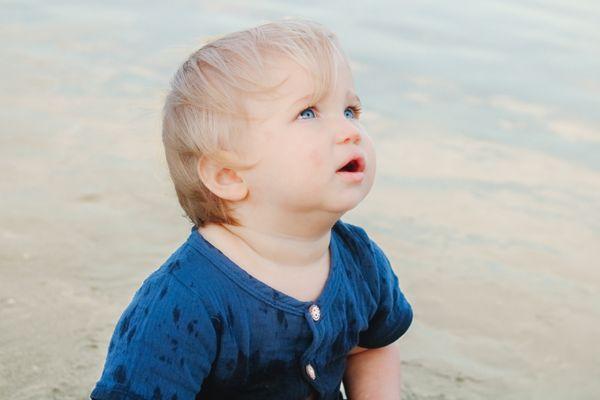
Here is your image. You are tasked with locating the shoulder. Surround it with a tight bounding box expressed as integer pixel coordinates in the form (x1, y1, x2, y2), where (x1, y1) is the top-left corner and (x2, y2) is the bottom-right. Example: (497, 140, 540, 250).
(107, 246, 225, 360)
(332, 219, 384, 267)
(132, 237, 227, 322)
(333, 219, 398, 295)
(333, 222, 413, 348)
(332, 219, 371, 254)
(333, 218, 369, 240)
(92, 244, 222, 399)
(126, 260, 217, 332)
(333, 220, 381, 288)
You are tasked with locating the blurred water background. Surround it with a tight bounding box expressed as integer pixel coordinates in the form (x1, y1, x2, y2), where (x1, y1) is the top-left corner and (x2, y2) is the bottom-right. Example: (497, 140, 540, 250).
(1, 1, 599, 399)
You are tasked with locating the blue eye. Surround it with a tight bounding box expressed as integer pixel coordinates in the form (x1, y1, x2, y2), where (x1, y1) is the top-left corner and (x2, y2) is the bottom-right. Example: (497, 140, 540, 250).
(298, 107, 317, 119)
(297, 105, 362, 120)
(345, 105, 362, 119)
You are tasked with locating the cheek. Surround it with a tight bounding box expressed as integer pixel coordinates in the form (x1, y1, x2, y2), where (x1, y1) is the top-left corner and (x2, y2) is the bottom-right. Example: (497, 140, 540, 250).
(307, 148, 324, 168)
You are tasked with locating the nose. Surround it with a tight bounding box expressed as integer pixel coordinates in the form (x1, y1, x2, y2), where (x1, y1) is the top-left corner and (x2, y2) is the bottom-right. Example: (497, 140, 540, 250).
(335, 119, 361, 145)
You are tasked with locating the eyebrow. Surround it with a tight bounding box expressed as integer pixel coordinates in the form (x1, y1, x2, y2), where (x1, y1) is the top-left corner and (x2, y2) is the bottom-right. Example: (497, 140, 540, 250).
(288, 90, 361, 110)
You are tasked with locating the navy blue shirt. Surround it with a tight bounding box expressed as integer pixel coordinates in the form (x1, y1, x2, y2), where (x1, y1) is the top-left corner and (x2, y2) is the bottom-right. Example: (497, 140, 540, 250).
(90, 219, 413, 400)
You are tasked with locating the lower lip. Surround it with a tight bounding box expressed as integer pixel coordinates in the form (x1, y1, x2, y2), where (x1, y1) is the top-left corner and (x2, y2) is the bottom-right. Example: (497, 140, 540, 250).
(336, 171, 365, 182)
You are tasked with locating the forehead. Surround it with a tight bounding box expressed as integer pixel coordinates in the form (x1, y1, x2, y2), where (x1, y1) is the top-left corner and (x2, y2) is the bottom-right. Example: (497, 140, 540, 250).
(242, 55, 354, 122)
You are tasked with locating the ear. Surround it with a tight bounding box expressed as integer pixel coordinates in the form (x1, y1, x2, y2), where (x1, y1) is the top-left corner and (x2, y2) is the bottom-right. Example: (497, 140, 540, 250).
(196, 155, 248, 202)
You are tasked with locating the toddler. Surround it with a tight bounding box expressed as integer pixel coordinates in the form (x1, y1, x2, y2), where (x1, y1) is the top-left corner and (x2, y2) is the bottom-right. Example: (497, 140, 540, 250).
(91, 18, 413, 400)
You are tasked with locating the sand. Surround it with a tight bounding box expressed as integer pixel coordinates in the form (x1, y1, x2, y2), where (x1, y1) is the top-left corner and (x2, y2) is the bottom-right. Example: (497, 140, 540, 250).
(2, 1, 600, 399)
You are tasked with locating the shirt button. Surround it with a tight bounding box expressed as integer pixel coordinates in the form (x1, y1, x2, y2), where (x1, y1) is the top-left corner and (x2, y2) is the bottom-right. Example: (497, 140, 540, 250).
(308, 304, 321, 321)
(305, 363, 317, 380)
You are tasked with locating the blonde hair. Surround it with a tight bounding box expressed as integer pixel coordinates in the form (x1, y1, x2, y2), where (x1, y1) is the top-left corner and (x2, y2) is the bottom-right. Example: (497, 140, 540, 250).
(162, 18, 350, 227)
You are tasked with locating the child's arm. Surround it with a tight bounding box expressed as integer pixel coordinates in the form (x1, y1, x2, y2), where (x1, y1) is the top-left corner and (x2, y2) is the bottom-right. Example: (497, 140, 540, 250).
(90, 273, 217, 400)
(343, 344, 402, 400)
(341, 229, 413, 399)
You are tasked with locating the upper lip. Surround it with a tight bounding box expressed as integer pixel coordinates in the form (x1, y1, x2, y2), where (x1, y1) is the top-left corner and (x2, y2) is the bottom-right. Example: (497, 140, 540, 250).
(336, 151, 366, 173)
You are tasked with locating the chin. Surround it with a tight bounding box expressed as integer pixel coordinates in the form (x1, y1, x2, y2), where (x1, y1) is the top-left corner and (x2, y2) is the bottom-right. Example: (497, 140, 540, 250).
(329, 190, 370, 213)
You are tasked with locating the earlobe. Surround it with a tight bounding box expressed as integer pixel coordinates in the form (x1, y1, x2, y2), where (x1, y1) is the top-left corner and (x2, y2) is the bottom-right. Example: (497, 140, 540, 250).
(196, 155, 248, 202)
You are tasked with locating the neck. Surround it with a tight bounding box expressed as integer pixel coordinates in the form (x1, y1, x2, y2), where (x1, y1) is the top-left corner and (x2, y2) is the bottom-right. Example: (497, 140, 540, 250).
(212, 207, 343, 269)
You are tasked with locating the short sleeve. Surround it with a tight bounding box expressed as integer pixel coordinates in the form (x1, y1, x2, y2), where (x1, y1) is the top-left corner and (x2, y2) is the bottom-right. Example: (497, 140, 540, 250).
(358, 239, 413, 348)
(90, 271, 219, 400)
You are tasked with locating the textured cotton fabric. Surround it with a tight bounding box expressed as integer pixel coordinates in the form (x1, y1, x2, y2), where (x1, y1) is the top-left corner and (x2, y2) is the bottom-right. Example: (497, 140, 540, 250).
(90, 219, 413, 400)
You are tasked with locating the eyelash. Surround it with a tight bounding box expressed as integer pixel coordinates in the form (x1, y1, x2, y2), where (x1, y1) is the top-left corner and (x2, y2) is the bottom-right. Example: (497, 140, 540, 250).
(298, 104, 362, 120)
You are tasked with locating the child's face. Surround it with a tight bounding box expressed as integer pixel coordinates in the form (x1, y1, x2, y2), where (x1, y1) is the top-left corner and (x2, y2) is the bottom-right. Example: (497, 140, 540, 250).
(238, 56, 376, 217)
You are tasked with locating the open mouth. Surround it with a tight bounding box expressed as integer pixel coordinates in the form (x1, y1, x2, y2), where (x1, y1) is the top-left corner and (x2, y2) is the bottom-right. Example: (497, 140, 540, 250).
(337, 157, 365, 173)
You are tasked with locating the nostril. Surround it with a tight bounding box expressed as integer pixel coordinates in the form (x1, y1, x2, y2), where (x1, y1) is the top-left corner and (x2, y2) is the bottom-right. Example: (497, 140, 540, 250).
(338, 126, 361, 145)
(344, 134, 360, 145)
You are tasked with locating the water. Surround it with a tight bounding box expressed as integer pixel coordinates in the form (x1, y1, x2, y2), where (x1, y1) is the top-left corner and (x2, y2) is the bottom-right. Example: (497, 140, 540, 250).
(1, 1, 599, 399)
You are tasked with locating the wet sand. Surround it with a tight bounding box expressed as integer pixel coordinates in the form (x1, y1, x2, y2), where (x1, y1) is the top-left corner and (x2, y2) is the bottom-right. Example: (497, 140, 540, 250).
(1, 1, 600, 399)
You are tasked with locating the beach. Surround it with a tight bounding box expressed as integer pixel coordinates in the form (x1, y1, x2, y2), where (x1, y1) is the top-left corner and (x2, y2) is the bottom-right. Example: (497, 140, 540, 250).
(1, 1, 600, 399)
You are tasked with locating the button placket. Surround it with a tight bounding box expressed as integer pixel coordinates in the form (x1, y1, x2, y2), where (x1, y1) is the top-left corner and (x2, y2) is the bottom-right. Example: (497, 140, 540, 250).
(301, 303, 323, 386)
(305, 363, 317, 380)
(308, 304, 321, 322)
